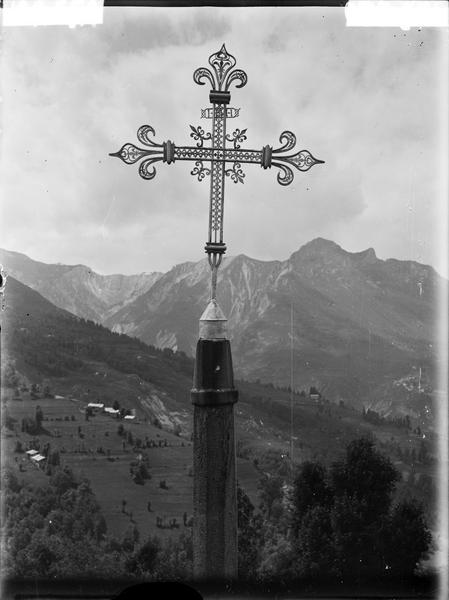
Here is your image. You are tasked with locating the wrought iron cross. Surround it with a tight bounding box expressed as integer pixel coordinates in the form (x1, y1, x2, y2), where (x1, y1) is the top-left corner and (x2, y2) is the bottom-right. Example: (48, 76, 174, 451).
(110, 45, 324, 300)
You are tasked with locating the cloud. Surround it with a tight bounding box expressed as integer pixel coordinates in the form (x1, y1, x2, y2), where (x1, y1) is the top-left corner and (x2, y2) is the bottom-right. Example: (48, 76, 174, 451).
(1, 7, 446, 277)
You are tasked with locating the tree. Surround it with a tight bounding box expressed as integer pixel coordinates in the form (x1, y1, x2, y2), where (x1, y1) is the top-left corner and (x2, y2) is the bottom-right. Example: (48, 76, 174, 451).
(35, 405, 44, 429)
(50, 467, 77, 496)
(237, 484, 263, 580)
(153, 533, 193, 580)
(3, 468, 124, 579)
(121, 525, 140, 553)
(258, 474, 284, 520)
(43, 385, 53, 398)
(49, 450, 60, 467)
(94, 514, 107, 542)
(386, 499, 431, 577)
(133, 470, 145, 485)
(292, 461, 332, 531)
(138, 463, 150, 480)
(418, 440, 429, 464)
(292, 504, 336, 578)
(126, 536, 160, 576)
(286, 438, 430, 582)
(330, 438, 399, 522)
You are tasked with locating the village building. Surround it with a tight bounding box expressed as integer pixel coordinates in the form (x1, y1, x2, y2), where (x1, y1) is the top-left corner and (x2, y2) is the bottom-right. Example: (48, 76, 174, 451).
(87, 402, 104, 413)
(30, 454, 46, 468)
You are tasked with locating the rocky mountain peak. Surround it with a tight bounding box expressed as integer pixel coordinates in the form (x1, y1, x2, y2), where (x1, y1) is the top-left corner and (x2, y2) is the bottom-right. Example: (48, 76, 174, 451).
(289, 238, 379, 270)
(351, 247, 377, 263)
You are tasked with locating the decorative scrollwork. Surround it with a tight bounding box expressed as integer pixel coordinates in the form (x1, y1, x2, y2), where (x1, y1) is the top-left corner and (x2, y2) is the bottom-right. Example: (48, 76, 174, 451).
(268, 131, 324, 184)
(224, 69, 247, 91)
(193, 67, 215, 89)
(137, 125, 160, 147)
(138, 159, 157, 180)
(272, 131, 296, 154)
(191, 160, 211, 182)
(110, 125, 167, 180)
(226, 128, 247, 149)
(193, 44, 247, 93)
(209, 44, 236, 86)
(225, 162, 245, 184)
(289, 149, 322, 171)
(189, 125, 212, 148)
(210, 162, 224, 232)
(272, 163, 294, 186)
(112, 143, 150, 165)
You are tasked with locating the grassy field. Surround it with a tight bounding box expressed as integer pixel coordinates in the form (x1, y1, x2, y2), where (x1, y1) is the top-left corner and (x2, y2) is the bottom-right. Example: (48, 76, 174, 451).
(2, 368, 438, 546)
(3, 392, 261, 541)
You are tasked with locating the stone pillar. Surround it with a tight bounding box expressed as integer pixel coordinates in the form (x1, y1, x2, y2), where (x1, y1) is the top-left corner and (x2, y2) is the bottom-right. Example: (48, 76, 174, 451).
(191, 300, 238, 580)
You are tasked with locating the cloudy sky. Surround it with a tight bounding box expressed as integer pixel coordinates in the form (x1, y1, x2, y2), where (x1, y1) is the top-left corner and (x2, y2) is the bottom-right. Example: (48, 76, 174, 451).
(1, 6, 447, 276)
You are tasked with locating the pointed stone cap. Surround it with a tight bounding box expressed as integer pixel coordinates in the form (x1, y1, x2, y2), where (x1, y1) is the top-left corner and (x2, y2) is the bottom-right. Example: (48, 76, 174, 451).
(199, 299, 227, 340)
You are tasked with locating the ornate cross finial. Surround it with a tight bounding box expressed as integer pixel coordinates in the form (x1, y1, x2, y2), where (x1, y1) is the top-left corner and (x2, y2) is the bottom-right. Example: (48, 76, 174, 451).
(110, 45, 324, 302)
(193, 44, 248, 98)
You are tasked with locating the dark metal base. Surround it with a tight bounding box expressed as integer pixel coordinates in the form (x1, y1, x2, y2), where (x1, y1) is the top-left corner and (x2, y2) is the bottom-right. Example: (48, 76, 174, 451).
(191, 339, 238, 407)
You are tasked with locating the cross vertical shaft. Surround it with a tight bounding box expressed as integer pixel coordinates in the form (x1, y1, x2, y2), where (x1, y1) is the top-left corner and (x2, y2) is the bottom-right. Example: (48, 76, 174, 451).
(109, 43, 323, 583)
(207, 104, 227, 300)
(192, 65, 238, 579)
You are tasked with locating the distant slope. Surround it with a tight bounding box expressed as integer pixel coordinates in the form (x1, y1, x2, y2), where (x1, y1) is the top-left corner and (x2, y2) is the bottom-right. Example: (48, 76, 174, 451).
(106, 239, 441, 412)
(0, 248, 161, 323)
(2, 276, 193, 411)
(3, 277, 438, 530)
(2, 239, 442, 415)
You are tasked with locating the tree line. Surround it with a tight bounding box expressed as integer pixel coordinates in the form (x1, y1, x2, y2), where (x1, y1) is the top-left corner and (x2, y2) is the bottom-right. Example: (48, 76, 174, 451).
(237, 437, 431, 585)
(2, 438, 432, 586)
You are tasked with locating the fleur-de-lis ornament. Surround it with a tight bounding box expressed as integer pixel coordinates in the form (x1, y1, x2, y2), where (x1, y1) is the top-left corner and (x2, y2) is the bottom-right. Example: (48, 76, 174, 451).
(110, 45, 324, 299)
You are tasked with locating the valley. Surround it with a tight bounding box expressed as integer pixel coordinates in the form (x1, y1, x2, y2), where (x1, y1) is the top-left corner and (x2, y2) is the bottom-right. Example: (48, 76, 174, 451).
(1, 241, 442, 546)
(1, 239, 441, 417)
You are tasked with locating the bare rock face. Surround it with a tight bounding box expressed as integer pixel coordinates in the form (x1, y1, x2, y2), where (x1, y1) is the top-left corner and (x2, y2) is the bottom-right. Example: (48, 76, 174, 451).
(0, 248, 162, 323)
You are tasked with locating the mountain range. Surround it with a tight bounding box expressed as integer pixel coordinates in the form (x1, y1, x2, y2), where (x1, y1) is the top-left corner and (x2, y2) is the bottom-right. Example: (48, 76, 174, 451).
(0, 248, 161, 323)
(0, 240, 442, 414)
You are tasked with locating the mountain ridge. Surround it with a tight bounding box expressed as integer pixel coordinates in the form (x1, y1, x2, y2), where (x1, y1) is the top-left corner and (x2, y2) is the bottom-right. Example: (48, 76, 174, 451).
(1, 240, 441, 414)
(0, 248, 162, 323)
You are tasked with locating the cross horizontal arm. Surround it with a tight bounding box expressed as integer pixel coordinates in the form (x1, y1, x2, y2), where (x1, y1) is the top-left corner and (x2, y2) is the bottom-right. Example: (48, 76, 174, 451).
(110, 126, 323, 186)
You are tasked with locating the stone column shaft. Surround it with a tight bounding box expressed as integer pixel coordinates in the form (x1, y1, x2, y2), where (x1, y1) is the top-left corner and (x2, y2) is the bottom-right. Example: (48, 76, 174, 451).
(191, 301, 238, 580)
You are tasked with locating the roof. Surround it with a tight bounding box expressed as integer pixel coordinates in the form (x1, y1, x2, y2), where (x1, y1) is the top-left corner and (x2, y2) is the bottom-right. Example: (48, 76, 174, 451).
(31, 454, 46, 462)
(26, 449, 38, 455)
(104, 407, 120, 414)
(87, 403, 104, 409)
(124, 415, 136, 420)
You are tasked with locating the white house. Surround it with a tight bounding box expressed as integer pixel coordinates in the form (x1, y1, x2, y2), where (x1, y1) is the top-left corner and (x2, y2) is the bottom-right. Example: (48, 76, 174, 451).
(87, 402, 104, 413)
(30, 454, 46, 468)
